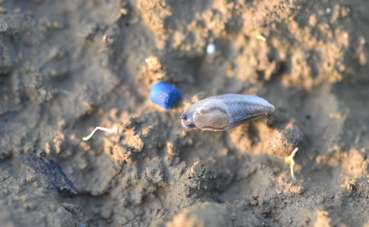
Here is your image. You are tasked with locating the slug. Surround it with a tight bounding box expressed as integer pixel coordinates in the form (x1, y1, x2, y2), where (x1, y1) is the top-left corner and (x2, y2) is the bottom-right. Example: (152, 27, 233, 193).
(181, 94, 275, 131)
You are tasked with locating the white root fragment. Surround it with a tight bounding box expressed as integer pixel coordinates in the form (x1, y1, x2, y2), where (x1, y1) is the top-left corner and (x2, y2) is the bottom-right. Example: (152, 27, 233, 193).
(285, 147, 299, 180)
(82, 125, 118, 141)
(256, 34, 266, 42)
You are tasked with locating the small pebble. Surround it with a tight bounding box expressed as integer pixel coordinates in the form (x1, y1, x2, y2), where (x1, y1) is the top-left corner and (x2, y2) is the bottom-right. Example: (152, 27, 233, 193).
(149, 81, 182, 109)
(206, 43, 216, 55)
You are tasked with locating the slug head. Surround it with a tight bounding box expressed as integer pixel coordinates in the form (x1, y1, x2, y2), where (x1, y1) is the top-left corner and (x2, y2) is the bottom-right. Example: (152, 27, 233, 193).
(180, 112, 196, 129)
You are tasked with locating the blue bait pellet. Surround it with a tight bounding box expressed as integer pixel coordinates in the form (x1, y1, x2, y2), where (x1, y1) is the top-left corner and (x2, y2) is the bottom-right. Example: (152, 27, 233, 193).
(149, 82, 182, 109)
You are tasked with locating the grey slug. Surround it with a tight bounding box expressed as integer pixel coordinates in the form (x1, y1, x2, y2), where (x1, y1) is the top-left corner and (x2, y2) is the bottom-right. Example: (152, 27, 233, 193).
(180, 94, 275, 131)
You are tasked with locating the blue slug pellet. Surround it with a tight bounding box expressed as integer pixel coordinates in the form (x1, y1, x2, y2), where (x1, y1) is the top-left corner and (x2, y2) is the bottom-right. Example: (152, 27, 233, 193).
(149, 82, 182, 109)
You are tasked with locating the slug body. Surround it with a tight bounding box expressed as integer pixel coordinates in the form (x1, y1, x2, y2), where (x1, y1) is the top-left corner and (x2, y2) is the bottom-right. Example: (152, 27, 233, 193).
(149, 82, 182, 109)
(181, 94, 275, 131)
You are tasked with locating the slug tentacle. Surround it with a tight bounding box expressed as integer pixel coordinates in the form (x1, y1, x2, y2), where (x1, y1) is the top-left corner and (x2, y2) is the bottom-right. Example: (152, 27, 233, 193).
(181, 94, 275, 131)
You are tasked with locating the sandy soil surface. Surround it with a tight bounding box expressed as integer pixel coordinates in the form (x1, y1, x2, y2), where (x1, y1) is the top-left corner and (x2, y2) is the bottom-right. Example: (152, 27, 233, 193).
(0, 0, 369, 226)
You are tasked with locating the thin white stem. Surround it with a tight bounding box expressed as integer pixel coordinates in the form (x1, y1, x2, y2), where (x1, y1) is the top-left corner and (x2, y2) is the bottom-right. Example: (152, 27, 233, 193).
(286, 147, 299, 180)
(82, 125, 118, 141)
(256, 34, 266, 41)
